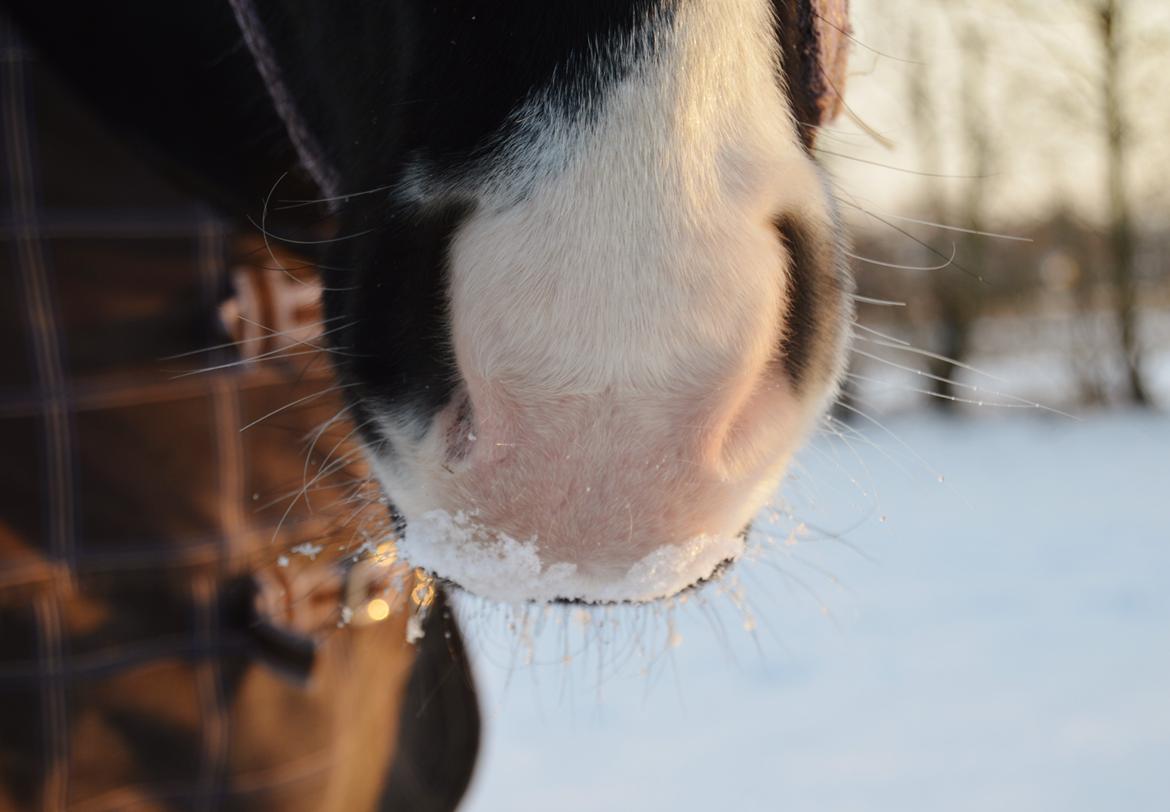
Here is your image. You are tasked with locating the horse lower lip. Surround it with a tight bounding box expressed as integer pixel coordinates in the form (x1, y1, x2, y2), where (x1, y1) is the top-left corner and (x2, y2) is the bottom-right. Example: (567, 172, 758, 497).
(426, 554, 739, 606)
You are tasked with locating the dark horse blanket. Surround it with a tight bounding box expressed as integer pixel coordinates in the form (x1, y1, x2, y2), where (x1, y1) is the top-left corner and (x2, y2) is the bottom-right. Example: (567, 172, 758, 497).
(0, 15, 477, 812)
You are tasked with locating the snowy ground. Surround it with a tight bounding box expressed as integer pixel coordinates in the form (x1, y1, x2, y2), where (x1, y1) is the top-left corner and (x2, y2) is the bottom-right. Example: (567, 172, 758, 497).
(459, 411, 1170, 812)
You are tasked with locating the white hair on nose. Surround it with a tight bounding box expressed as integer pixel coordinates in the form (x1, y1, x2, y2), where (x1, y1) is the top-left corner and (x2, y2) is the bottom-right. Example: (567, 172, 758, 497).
(374, 0, 845, 602)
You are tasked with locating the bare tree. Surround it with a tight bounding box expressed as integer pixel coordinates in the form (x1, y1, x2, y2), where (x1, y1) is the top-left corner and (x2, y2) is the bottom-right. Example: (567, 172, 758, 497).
(936, 9, 995, 410)
(1097, 0, 1149, 404)
(905, 6, 993, 411)
(1007, 0, 1159, 404)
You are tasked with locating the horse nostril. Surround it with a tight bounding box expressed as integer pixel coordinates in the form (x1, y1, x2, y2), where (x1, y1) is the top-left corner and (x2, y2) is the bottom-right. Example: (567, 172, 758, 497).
(774, 214, 848, 392)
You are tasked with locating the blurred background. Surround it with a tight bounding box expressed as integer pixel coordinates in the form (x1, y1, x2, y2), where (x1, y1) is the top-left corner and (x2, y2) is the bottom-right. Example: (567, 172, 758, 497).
(830, 0, 1170, 414)
(461, 2, 1170, 809)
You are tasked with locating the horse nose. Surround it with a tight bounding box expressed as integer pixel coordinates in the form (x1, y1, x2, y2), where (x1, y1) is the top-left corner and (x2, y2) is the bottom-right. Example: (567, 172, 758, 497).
(398, 365, 802, 604)
(391, 203, 851, 604)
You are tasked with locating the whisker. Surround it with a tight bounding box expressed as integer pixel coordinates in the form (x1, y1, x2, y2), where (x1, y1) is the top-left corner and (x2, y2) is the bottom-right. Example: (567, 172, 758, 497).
(268, 445, 369, 545)
(236, 315, 373, 359)
(817, 412, 918, 489)
(240, 382, 361, 433)
(810, 69, 895, 149)
(851, 294, 907, 307)
(792, 436, 872, 508)
(255, 173, 363, 294)
(237, 242, 358, 274)
(272, 181, 397, 210)
(814, 416, 887, 504)
(847, 350, 1079, 420)
(812, 10, 924, 65)
(818, 148, 988, 179)
(168, 322, 356, 378)
(298, 406, 357, 508)
(850, 334, 1010, 383)
(844, 205, 1033, 243)
(316, 416, 379, 483)
(833, 400, 946, 483)
(836, 195, 986, 283)
(169, 349, 324, 378)
(851, 321, 911, 346)
(791, 511, 882, 565)
(248, 217, 376, 247)
(160, 315, 346, 360)
(846, 243, 957, 271)
(845, 371, 1056, 412)
(254, 477, 366, 513)
(750, 557, 840, 628)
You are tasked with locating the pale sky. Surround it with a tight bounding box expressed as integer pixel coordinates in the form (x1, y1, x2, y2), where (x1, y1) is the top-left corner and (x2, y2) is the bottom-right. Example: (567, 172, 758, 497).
(824, 0, 1170, 231)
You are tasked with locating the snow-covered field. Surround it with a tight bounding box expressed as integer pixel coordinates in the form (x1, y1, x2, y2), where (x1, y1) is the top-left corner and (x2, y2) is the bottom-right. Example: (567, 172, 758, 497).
(460, 411, 1170, 812)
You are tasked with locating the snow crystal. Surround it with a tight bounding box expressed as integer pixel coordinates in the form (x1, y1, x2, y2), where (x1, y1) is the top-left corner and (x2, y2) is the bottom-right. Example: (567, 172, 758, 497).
(405, 614, 426, 644)
(289, 542, 324, 561)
